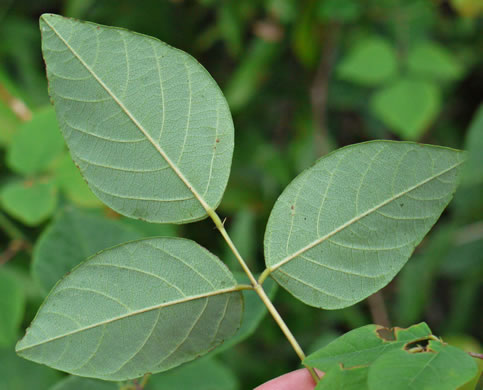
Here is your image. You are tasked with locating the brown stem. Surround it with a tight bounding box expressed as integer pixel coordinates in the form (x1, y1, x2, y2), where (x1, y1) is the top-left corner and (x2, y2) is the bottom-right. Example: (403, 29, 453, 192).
(0, 83, 32, 122)
(469, 352, 483, 360)
(310, 22, 340, 157)
(367, 291, 391, 327)
(0, 240, 30, 265)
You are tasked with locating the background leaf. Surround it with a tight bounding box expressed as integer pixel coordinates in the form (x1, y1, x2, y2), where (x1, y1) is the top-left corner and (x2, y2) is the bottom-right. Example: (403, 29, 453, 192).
(370, 79, 441, 140)
(32, 207, 144, 293)
(17, 237, 243, 380)
(0, 268, 25, 347)
(1, 178, 57, 226)
(0, 348, 61, 390)
(336, 37, 397, 86)
(147, 357, 239, 390)
(407, 42, 464, 81)
(50, 376, 117, 390)
(53, 153, 102, 208)
(40, 13, 234, 223)
(264, 141, 464, 309)
(6, 107, 64, 175)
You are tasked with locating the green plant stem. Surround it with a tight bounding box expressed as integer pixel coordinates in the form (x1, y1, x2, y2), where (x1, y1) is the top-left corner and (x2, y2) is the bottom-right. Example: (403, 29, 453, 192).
(0, 212, 25, 240)
(207, 209, 320, 384)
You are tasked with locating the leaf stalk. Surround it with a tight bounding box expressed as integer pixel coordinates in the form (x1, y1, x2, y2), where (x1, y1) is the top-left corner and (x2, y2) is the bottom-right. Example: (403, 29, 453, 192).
(207, 208, 320, 383)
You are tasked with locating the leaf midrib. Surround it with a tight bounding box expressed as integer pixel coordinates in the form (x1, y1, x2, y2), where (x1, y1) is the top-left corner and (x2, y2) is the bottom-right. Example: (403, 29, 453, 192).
(16, 286, 240, 352)
(42, 16, 212, 214)
(269, 159, 463, 272)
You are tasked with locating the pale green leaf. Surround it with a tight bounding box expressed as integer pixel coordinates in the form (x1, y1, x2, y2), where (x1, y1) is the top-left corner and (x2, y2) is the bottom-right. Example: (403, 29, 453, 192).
(50, 376, 117, 390)
(367, 341, 478, 390)
(370, 79, 441, 140)
(264, 141, 464, 309)
(6, 107, 65, 175)
(1, 178, 58, 226)
(407, 42, 463, 81)
(17, 238, 243, 380)
(337, 37, 397, 86)
(40, 13, 234, 223)
(32, 207, 144, 292)
(0, 348, 61, 390)
(147, 358, 239, 390)
(0, 269, 25, 347)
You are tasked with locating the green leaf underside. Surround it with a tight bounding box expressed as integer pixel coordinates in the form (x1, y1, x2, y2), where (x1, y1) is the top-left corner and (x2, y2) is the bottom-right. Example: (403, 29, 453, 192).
(32, 207, 143, 292)
(40, 13, 234, 223)
(264, 141, 464, 309)
(367, 341, 478, 390)
(304, 323, 432, 370)
(16, 238, 243, 380)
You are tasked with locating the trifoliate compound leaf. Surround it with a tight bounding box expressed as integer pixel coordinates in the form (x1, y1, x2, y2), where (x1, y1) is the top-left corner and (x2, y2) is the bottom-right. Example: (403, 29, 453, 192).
(17, 238, 243, 380)
(40, 13, 234, 223)
(264, 141, 464, 309)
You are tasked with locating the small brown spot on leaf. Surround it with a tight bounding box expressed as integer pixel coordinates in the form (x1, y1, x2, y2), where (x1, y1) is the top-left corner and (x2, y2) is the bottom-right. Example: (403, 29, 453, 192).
(376, 327, 396, 341)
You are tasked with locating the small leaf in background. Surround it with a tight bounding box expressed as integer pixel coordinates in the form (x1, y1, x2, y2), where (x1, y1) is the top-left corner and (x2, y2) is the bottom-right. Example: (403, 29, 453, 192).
(304, 323, 432, 370)
(407, 41, 464, 81)
(337, 37, 397, 86)
(217, 2, 243, 58)
(223, 208, 257, 270)
(317, 0, 361, 23)
(17, 238, 243, 380)
(6, 107, 64, 175)
(147, 358, 239, 390)
(50, 376, 116, 390)
(224, 38, 280, 112)
(267, 0, 299, 24)
(54, 153, 102, 208)
(292, 0, 320, 68)
(452, 104, 483, 219)
(370, 79, 441, 140)
(396, 225, 457, 326)
(264, 141, 464, 309)
(0, 269, 25, 347)
(0, 69, 22, 147)
(32, 207, 144, 293)
(0, 348, 61, 390)
(41, 14, 234, 223)
(367, 341, 478, 390)
(1, 178, 57, 226)
(450, 0, 483, 18)
(461, 104, 483, 186)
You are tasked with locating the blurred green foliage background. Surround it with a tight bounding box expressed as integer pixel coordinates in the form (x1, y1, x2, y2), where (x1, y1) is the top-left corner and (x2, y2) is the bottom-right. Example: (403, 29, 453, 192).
(0, 0, 482, 388)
